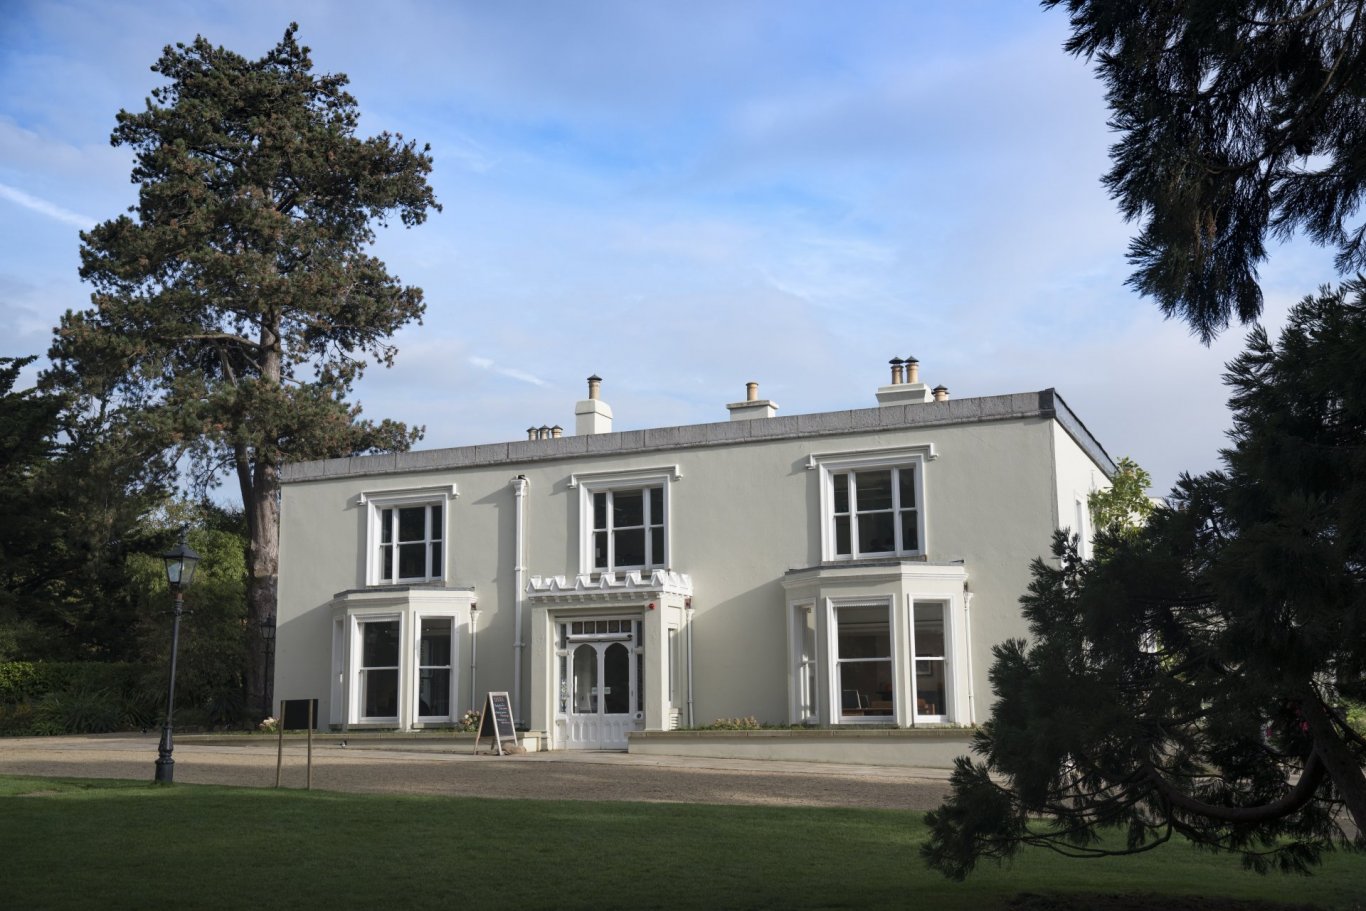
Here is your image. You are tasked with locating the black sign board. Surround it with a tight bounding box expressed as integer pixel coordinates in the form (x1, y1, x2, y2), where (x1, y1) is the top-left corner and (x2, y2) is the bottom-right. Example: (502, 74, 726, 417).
(275, 698, 316, 790)
(281, 698, 318, 732)
(473, 691, 518, 755)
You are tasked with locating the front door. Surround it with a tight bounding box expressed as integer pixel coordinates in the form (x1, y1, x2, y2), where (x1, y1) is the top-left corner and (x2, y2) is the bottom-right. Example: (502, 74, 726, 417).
(556, 617, 643, 749)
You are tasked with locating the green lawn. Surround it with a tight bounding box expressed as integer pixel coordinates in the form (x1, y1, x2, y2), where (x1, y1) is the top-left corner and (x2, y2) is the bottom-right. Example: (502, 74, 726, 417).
(2, 775, 1363, 910)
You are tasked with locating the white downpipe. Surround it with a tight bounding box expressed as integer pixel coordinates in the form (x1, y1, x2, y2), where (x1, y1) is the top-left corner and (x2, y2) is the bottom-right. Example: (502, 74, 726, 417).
(963, 590, 976, 726)
(685, 599, 695, 728)
(510, 476, 529, 726)
(469, 604, 479, 714)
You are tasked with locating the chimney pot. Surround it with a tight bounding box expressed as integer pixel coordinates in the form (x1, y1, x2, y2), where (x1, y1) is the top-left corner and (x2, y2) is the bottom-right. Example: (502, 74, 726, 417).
(889, 357, 904, 385)
(746, 381, 759, 402)
(932, 385, 949, 402)
(576, 376, 613, 434)
(526, 427, 537, 441)
(551, 425, 563, 438)
(905, 357, 920, 385)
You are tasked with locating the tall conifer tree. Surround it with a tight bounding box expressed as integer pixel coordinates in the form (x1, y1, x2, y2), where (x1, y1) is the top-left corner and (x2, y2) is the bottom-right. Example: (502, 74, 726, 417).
(49, 25, 439, 717)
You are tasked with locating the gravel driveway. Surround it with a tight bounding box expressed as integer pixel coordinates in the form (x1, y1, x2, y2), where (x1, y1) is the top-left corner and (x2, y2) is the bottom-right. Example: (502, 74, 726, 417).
(0, 733, 953, 811)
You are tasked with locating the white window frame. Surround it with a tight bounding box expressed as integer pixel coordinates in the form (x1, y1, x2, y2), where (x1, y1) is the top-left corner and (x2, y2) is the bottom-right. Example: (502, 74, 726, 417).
(909, 600, 950, 724)
(571, 466, 680, 575)
(359, 484, 458, 586)
(414, 614, 457, 723)
(788, 603, 819, 724)
(829, 597, 898, 725)
(352, 613, 403, 724)
(809, 446, 933, 562)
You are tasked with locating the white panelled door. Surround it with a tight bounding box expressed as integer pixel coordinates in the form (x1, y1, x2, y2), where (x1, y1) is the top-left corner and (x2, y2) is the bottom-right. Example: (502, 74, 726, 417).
(556, 618, 643, 749)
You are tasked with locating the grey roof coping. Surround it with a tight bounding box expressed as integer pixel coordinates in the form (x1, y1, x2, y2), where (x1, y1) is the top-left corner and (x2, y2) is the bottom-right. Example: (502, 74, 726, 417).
(282, 388, 1117, 485)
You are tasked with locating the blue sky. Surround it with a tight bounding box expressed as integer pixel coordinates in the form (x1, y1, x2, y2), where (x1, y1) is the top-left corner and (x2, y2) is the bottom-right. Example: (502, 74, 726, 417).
(0, 1, 1339, 495)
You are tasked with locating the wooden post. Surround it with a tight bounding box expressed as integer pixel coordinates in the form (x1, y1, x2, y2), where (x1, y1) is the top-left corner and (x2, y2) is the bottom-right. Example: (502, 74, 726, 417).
(306, 700, 314, 790)
(274, 701, 284, 788)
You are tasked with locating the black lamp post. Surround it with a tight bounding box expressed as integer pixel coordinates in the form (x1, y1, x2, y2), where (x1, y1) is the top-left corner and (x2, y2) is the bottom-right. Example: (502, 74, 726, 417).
(154, 531, 200, 784)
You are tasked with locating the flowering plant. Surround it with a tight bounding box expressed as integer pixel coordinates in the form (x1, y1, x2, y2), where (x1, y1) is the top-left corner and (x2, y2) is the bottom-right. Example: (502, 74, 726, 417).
(456, 709, 481, 733)
(258, 716, 279, 733)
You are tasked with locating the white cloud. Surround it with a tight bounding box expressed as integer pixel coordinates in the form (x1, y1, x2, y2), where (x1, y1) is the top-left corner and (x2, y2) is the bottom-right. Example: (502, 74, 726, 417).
(0, 181, 96, 229)
(468, 354, 547, 387)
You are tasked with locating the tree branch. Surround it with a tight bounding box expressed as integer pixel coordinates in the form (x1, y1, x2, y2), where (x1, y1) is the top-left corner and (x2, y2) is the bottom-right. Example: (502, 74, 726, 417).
(1142, 753, 1326, 823)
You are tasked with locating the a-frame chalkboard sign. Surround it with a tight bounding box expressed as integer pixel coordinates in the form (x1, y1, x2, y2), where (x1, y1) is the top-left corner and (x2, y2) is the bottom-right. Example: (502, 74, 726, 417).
(473, 691, 518, 755)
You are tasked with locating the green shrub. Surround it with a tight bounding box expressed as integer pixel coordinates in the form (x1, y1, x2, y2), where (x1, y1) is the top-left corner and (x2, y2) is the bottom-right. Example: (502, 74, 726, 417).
(0, 661, 158, 735)
(35, 685, 124, 734)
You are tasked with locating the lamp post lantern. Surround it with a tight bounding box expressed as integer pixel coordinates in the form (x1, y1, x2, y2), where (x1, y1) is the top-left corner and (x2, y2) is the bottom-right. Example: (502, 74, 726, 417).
(155, 531, 200, 784)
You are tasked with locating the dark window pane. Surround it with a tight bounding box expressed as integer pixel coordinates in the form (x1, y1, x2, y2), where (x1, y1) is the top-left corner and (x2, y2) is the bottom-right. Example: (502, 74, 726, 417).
(649, 486, 663, 523)
(898, 467, 916, 509)
(615, 527, 645, 567)
(594, 531, 609, 569)
(832, 473, 849, 513)
(398, 541, 425, 578)
(604, 643, 629, 713)
(901, 510, 919, 552)
(835, 515, 851, 555)
(430, 504, 442, 540)
(364, 669, 398, 717)
(382, 545, 393, 581)
(914, 603, 945, 657)
(420, 619, 451, 665)
(380, 508, 393, 543)
(430, 541, 442, 578)
(362, 621, 400, 666)
(593, 492, 608, 531)
(573, 644, 597, 713)
(836, 606, 890, 658)
(855, 470, 893, 511)
(614, 489, 644, 527)
(398, 506, 425, 542)
(418, 668, 450, 717)
(650, 527, 664, 566)
(858, 511, 895, 553)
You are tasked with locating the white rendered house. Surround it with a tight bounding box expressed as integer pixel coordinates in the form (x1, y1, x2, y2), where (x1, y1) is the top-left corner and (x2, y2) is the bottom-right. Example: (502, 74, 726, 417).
(274, 361, 1113, 757)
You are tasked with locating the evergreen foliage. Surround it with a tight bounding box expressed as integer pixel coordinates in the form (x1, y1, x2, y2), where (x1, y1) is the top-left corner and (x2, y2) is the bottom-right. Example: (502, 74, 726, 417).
(923, 283, 1366, 879)
(1046, 0, 1366, 340)
(46, 24, 439, 717)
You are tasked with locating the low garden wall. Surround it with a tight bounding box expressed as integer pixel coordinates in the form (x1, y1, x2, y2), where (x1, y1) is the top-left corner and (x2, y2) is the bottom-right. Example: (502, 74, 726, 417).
(627, 727, 976, 769)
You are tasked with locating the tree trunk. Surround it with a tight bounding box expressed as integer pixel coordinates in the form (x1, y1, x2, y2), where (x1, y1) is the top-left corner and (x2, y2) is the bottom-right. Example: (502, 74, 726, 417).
(245, 465, 279, 721)
(1303, 693, 1366, 835)
(243, 318, 282, 722)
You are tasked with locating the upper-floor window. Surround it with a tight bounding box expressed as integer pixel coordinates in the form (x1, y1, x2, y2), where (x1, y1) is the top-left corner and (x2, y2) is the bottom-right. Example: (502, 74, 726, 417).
(379, 504, 443, 583)
(810, 445, 932, 562)
(359, 484, 458, 586)
(831, 466, 919, 557)
(593, 486, 664, 572)
(571, 466, 679, 575)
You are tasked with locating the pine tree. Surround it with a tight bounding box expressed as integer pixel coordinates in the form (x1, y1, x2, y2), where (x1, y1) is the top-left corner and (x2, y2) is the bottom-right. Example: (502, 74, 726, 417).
(923, 283, 1366, 879)
(49, 25, 439, 717)
(1046, 0, 1366, 340)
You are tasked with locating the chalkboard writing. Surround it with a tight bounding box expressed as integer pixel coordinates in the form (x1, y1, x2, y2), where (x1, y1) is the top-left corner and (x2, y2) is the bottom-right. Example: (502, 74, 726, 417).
(474, 691, 518, 755)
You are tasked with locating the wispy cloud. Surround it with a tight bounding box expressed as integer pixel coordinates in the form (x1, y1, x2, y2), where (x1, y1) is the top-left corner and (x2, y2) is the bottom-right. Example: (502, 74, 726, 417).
(469, 355, 547, 387)
(0, 182, 96, 230)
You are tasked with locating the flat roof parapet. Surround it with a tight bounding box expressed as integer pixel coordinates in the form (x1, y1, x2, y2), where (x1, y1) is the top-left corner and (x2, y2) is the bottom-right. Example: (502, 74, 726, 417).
(281, 389, 1115, 483)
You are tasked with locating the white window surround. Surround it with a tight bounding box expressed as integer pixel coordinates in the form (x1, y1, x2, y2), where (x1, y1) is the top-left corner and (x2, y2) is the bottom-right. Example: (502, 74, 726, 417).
(351, 611, 403, 724)
(358, 484, 458, 586)
(573, 467, 679, 575)
(333, 587, 474, 729)
(782, 561, 971, 727)
(828, 597, 897, 725)
(808, 445, 934, 562)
